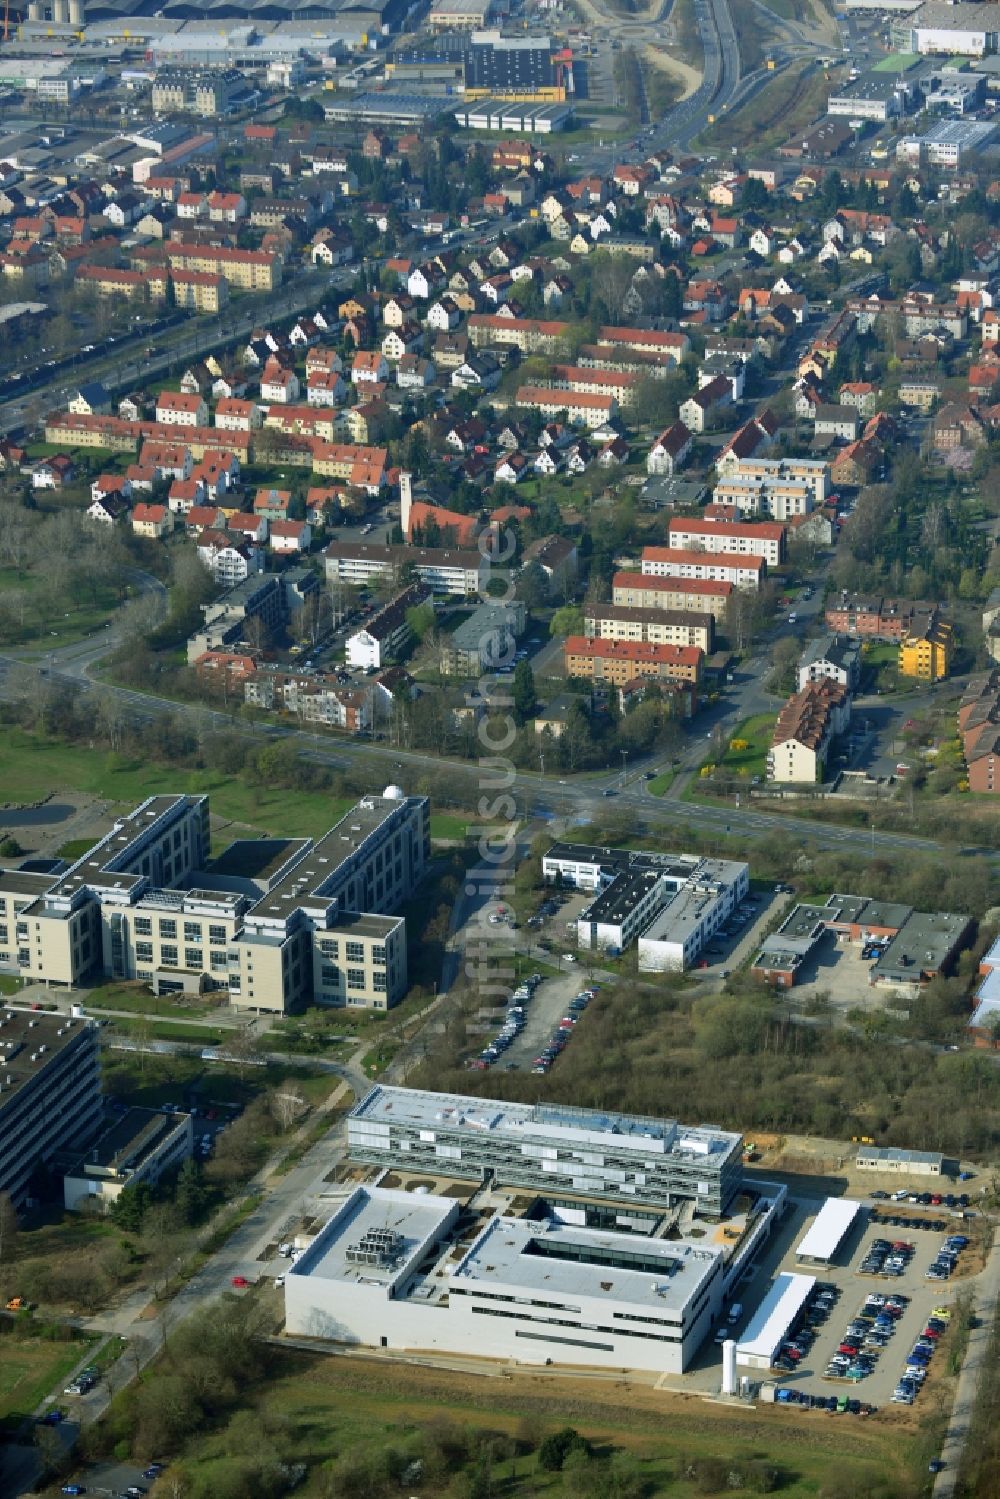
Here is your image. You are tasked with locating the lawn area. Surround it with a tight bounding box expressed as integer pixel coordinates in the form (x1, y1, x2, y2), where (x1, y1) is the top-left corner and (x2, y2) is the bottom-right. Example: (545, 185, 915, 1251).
(697, 59, 832, 152)
(56, 837, 98, 860)
(645, 771, 674, 796)
(0, 1335, 98, 1428)
(161, 1345, 919, 1499)
(84, 980, 227, 1024)
(99, 1046, 333, 1112)
(709, 713, 777, 780)
(107, 1016, 231, 1046)
(0, 975, 20, 995)
(0, 730, 355, 838)
(861, 641, 902, 692)
(0, 565, 120, 651)
(430, 812, 476, 842)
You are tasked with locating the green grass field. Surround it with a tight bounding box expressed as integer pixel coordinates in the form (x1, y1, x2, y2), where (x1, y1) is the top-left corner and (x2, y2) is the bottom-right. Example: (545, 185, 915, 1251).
(159, 1345, 919, 1499)
(712, 714, 777, 780)
(83, 980, 225, 1024)
(697, 60, 831, 152)
(56, 837, 99, 860)
(0, 1336, 97, 1427)
(429, 812, 475, 841)
(645, 771, 674, 796)
(0, 730, 356, 838)
(108, 1016, 231, 1045)
(0, 566, 120, 650)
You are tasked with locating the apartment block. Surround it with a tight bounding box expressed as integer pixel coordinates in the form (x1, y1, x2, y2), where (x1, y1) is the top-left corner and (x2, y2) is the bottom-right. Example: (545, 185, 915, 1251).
(514, 385, 618, 430)
(0, 1008, 102, 1206)
(641, 545, 765, 591)
(712, 476, 815, 522)
(346, 583, 430, 670)
(325, 541, 487, 597)
(767, 680, 850, 783)
(582, 603, 714, 653)
(666, 517, 785, 568)
(612, 571, 733, 621)
(824, 592, 942, 642)
(899, 618, 953, 682)
(165, 244, 282, 291)
(564, 635, 702, 687)
(715, 456, 829, 506)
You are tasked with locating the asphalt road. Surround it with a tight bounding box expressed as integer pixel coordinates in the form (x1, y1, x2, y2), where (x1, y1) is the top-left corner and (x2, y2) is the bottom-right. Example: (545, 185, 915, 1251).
(0, 641, 956, 863)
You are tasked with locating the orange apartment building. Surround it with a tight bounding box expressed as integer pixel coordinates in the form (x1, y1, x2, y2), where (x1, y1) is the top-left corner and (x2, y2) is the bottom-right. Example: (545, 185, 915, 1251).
(564, 636, 703, 687)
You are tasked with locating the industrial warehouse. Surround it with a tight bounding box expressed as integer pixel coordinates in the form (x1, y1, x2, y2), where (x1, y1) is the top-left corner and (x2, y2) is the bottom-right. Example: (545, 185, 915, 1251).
(283, 1086, 790, 1374)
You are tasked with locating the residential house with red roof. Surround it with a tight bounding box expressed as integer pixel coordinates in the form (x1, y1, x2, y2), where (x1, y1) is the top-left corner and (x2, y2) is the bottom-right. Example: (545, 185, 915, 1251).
(131, 503, 174, 540)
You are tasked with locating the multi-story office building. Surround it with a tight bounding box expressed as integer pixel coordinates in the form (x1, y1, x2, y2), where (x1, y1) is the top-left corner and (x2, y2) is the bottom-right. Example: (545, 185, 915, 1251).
(0, 1008, 102, 1206)
(63, 1107, 194, 1212)
(228, 790, 426, 1014)
(541, 842, 749, 971)
(0, 790, 429, 1014)
(348, 1085, 744, 1218)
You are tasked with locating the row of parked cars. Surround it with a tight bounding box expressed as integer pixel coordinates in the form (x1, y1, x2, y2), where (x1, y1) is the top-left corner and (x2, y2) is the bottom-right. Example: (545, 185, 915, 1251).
(926, 1232, 969, 1283)
(467, 973, 544, 1071)
(772, 1282, 840, 1373)
(532, 987, 599, 1075)
(860, 1236, 916, 1280)
(774, 1389, 875, 1416)
(823, 1288, 909, 1383)
(526, 889, 571, 930)
(892, 1304, 952, 1406)
(873, 1188, 972, 1210)
(63, 1364, 98, 1398)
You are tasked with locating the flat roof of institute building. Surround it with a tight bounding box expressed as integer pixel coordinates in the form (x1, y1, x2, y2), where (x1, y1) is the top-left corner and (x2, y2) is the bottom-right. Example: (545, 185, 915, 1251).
(453, 1216, 721, 1313)
(292, 1186, 457, 1291)
(350, 1085, 742, 1160)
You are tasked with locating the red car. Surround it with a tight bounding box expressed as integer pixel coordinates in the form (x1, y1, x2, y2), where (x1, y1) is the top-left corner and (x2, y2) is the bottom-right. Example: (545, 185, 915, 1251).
(231, 1275, 249, 1289)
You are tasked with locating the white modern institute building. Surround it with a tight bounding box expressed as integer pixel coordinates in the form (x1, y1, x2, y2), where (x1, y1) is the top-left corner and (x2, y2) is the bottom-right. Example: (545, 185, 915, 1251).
(284, 1183, 725, 1373)
(347, 1085, 744, 1218)
(284, 1086, 789, 1375)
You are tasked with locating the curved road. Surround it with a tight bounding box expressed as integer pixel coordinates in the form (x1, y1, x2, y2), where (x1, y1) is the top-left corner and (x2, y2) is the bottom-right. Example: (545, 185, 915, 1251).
(0, 643, 958, 863)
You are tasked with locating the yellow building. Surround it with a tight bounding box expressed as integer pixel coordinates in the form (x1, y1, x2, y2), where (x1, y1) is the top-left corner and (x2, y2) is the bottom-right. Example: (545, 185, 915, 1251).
(170, 269, 229, 314)
(899, 619, 952, 683)
(165, 245, 281, 292)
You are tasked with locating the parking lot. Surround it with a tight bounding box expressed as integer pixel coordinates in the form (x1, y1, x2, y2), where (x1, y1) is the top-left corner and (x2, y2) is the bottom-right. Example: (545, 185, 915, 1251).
(699, 888, 785, 979)
(778, 931, 891, 1014)
(672, 1187, 979, 1414)
(55, 1456, 159, 1497)
(726, 1204, 973, 1413)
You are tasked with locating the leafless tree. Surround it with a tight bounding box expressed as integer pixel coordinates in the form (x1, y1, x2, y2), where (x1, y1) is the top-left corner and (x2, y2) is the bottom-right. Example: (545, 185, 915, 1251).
(269, 1086, 308, 1132)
